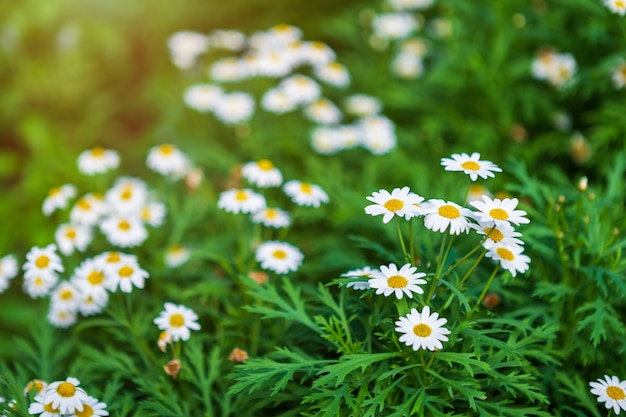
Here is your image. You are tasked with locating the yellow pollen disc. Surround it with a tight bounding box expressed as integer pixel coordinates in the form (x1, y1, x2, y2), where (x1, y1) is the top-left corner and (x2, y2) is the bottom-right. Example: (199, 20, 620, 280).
(387, 275, 408, 288)
(107, 252, 121, 263)
(57, 381, 76, 397)
(607, 385, 626, 400)
(35, 255, 50, 269)
(489, 208, 509, 220)
(413, 323, 432, 337)
(60, 289, 73, 300)
(272, 249, 287, 259)
(78, 199, 92, 210)
(141, 207, 151, 221)
(91, 147, 106, 157)
(274, 23, 291, 32)
(118, 220, 131, 231)
(300, 183, 313, 194)
(75, 404, 94, 417)
(328, 62, 342, 70)
(44, 402, 60, 413)
(118, 265, 134, 277)
(35, 277, 44, 286)
(384, 199, 404, 212)
(48, 187, 61, 197)
(65, 229, 77, 239)
(265, 209, 277, 219)
(169, 313, 185, 327)
(460, 160, 480, 171)
(296, 77, 308, 86)
(120, 187, 133, 201)
(88, 271, 104, 285)
(257, 159, 274, 170)
(159, 144, 175, 155)
(496, 247, 515, 261)
(438, 204, 460, 219)
(484, 227, 504, 242)
(235, 190, 249, 201)
(311, 41, 324, 50)
(469, 184, 486, 193)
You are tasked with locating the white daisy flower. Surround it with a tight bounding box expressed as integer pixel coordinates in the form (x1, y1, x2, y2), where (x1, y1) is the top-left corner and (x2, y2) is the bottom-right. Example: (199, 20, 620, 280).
(153, 302, 201, 342)
(368, 263, 426, 299)
(395, 306, 451, 351)
(401, 38, 428, 56)
(388, 0, 435, 11)
(167, 31, 209, 70)
(208, 29, 246, 51)
(465, 184, 492, 204)
(50, 281, 81, 313)
(99, 215, 147, 248)
(255, 50, 295, 78)
(54, 223, 92, 256)
(146, 144, 192, 179)
(261, 88, 297, 114)
(310, 126, 344, 155)
(392, 53, 424, 79)
(304, 98, 342, 125)
(313, 62, 350, 88)
(241, 160, 283, 188)
(611, 61, 626, 89)
(165, 245, 191, 268)
(470, 195, 529, 226)
(268, 24, 303, 46)
(218, 188, 267, 214)
(279, 75, 321, 105)
(485, 243, 530, 277)
(141, 202, 167, 227)
(300, 41, 336, 66)
(77, 147, 120, 175)
(106, 259, 149, 293)
(105, 177, 148, 215)
(28, 392, 63, 417)
(23, 244, 64, 281)
(23, 274, 58, 298)
(183, 84, 223, 112)
(440, 152, 502, 181)
(48, 304, 79, 328)
(68, 395, 109, 417)
(471, 222, 524, 250)
(590, 375, 626, 415)
(70, 258, 109, 302)
(605, 0, 626, 15)
(531, 50, 577, 88)
(70, 193, 107, 226)
(255, 241, 304, 274)
(372, 13, 419, 40)
(342, 266, 378, 290)
(76, 290, 109, 316)
(0, 255, 18, 293)
(42, 184, 77, 216)
(421, 199, 473, 235)
(24, 379, 48, 396)
(94, 251, 137, 272)
(213, 92, 255, 124)
(358, 115, 397, 155)
(344, 94, 382, 117)
(252, 207, 291, 228)
(209, 57, 249, 82)
(43, 377, 88, 415)
(365, 186, 423, 224)
(283, 180, 329, 208)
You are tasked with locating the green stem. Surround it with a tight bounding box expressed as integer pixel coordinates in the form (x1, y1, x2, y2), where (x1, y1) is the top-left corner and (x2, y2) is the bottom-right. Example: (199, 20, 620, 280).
(409, 220, 415, 263)
(456, 250, 486, 288)
(396, 217, 410, 264)
(474, 266, 500, 310)
(426, 235, 453, 303)
(441, 239, 485, 280)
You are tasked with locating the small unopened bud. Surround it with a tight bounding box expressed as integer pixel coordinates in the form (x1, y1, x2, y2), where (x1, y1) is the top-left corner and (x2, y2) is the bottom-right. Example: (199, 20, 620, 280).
(557, 195, 565, 203)
(577, 176, 588, 192)
(23, 379, 47, 396)
(164, 359, 182, 379)
(583, 216, 590, 224)
(554, 204, 561, 212)
(248, 271, 269, 285)
(185, 167, 203, 193)
(510, 123, 527, 143)
(588, 192, 596, 201)
(228, 347, 249, 363)
(613, 228, 619, 236)
(556, 231, 564, 239)
(482, 293, 501, 310)
(158, 331, 172, 353)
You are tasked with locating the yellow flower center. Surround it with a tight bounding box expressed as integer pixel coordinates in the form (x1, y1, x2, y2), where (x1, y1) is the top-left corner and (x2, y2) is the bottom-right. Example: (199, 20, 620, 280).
(607, 385, 626, 400)
(107, 252, 121, 263)
(484, 227, 504, 242)
(413, 323, 432, 337)
(88, 271, 104, 285)
(272, 249, 287, 259)
(141, 207, 151, 221)
(35, 255, 50, 269)
(65, 228, 77, 239)
(265, 209, 277, 219)
(257, 159, 274, 171)
(387, 275, 408, 288)
(311, 41, 325, 50)
(235, 190, 249, 201)
(91, 147, 106, 157)
(460, 161, 480, 171)
(274, 23, 291, 32)
(328, 62, 342, 71)
(120, 187, 133, 201)
(34, 277, 44, 286)
(75, 404, 94, 417)
(438, 204, 460, 219)
(159, 144, 175, 155)
(56, 381, 76, 397)
(618, 0, 626, 8)
(169, 313, 185, 327)
(469, 184, 486, 193)
(496, 247, 515, 261)
(119, 265, 134, 277)
(384, 199, 404, 212)
(78, 198, 92, 210)
(118, 220, 131, 231)
(300, 183, 313, 194)
(48, 187, 61, 197)
(60, 289, 73, 300)
(489, 208, 509, 220)
(44, 402, 60, 413)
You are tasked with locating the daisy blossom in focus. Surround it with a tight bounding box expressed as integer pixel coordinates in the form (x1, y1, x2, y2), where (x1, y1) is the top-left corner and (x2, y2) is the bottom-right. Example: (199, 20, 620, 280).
(471, 222, 524, 250)
(342, 266, 378, 290)
(54, 223, 92, 255)
(252, 207, 291, 228)
(440, 152, 502, 181)
(77, 147, 120, 175)
(470, 195, 529, 226)
(99, 215, 148, 248)
(395, 306, 451, 351)
(23, 244, 64, 280)
(70, 193, 107, 226)
(43, 377, 89, 415)
(605, 0, 626, 15)
(421, 199, 473, 235)
(283, 180, 329, 207)
(365, 186, 423, 224)
(241, 160, 283, 188)
(106, 259, 149, 293)
(255, 241, 304, 274)
(218, 188, 267, 214)
(146, 144, 192, 179)
(154, 302, 201, 342)
(485, 243, 531, 277)
(368, 263, 426, 299)
(590, 375, 626, 415)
